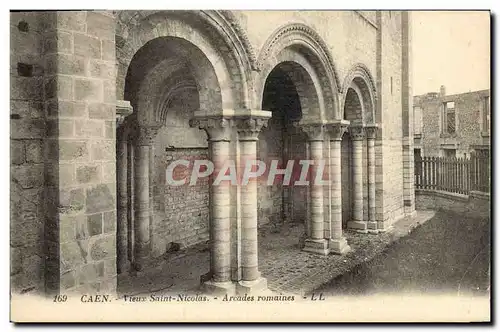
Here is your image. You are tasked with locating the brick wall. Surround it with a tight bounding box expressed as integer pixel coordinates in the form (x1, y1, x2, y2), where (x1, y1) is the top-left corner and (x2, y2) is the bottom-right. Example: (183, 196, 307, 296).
(10, 12, 46, 294)
(151, 89, 209, 256)
(152, 148, 209, 257)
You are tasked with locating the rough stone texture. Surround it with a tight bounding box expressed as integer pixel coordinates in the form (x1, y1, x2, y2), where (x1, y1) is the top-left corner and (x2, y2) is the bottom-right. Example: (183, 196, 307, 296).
(86, 184, 115, 214)
(37, 11, 117, 296)
(10, 11, 46, 295)
(414, 89, 490, 157)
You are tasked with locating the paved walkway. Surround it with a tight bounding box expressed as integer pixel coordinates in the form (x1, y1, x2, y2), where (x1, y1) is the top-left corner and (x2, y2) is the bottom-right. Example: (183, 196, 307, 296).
(316, 210, 490, 297)
(118, 210, 436, 296)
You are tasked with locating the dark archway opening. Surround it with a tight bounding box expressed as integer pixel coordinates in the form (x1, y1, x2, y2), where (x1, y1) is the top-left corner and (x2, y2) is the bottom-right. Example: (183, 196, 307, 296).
(259, 64, 307, 230)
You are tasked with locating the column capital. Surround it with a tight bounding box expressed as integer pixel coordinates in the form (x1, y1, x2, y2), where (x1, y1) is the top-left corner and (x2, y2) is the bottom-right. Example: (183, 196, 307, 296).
(116, 100, 133, 128)
(135, 125, 161, 146)
(326, 120, 350, 141)
(189, 116, 233, 142)
(296, 122, 326, 141)
(365, 123, 379, 140)
(234, 116, 270, 141)
(349, 126, 365, 141)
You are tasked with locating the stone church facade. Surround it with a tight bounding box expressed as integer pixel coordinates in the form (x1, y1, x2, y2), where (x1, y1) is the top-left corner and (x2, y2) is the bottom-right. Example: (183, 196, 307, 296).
(10, 10, 414, 296)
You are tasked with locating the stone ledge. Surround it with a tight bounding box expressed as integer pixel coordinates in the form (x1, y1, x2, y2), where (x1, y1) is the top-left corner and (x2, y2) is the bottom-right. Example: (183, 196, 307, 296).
(416, 189, 468, 202)
(470, 191, 490, 201)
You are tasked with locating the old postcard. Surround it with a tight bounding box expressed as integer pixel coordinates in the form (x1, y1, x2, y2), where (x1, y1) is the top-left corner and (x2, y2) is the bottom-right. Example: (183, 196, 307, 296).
(10, 9, 491, 322)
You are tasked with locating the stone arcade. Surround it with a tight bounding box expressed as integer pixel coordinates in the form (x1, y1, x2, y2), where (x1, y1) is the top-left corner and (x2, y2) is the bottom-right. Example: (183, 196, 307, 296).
(10, 10, 414, 296)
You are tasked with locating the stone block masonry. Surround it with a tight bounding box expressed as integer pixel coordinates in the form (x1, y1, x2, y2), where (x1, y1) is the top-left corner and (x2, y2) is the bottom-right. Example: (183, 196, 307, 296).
(10, 11, 46, 294)
(39, 11, 118, 296)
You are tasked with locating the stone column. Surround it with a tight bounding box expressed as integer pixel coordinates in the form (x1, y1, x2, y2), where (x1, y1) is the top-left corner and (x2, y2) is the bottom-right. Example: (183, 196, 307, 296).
(300, 123, 329, 255)
(365, 124, 378, 233)
(116, 129, 128, 274)
(133, 125, 159, 271)
(347, 126, 367, 232)
(116, 101, 133, 275)
(235, 114, 270, 293)
(127, 140, 134, 263)
(190, 117, 234, 294)
(148, 145, 154, 251)
(326, 120, 351, 254)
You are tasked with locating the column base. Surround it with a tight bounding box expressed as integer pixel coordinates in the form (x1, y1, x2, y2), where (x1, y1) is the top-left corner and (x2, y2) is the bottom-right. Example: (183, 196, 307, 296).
(303, 239, 330, 255)
(131, 258, 154, 275)
(117, 261, 132, 276)
(328, 238, 351, 255)
(377, 220, 394, 233)
(200, 272, 236, 295)
(367, 221, 379, 234)
(201, 280, 236, 296)
(347, 220, 368, 233)
(404, 209, 417, 217)
(237, 277, 268, 295)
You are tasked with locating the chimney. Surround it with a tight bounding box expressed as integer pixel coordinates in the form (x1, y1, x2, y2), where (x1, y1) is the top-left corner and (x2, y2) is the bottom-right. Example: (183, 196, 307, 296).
(439, 85, 446, 97)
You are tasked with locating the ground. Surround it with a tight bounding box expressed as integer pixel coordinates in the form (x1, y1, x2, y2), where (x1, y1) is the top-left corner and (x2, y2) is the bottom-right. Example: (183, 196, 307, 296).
(315, 210, 490, 297)
(118, 210, 449, 296)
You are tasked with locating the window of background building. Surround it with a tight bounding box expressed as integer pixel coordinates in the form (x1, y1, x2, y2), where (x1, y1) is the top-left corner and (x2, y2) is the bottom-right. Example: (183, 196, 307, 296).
(482, 96, 490, 132)
(444, 149, 456, 158)
(414, 148, 422, 176)
(414, 148, 421, 159)
(442, 101, 456, 134)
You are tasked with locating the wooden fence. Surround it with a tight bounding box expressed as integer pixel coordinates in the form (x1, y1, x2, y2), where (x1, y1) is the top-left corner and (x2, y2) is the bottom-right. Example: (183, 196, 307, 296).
(415, 151, 490, 195)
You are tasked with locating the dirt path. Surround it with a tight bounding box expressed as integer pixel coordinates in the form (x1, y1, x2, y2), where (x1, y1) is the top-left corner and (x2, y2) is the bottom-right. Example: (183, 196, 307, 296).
(316, 210, 490, 297)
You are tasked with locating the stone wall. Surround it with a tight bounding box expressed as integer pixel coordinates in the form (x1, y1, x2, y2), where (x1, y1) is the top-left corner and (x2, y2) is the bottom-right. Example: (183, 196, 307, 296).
(10, 12, 46, 294)
(257, 114, 285, 226)
(377, 11, 406, 228)
(151, 89, 209, 256)
(152, 148, 209, 257)
(235, 11, 377, 89)
(416, 190, 490, 219)
(10, 11, 119, 296)
(414, 89, 490, 157)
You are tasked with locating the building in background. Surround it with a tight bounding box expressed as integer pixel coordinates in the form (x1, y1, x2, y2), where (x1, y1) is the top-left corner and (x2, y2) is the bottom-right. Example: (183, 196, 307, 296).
(413, 85, 490, 159)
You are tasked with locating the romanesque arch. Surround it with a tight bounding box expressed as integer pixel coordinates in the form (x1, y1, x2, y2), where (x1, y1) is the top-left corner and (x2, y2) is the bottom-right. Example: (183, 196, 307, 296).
(255, 23, 341, 121)
(114, 11, 258, 280)
(116, 10, 257, 111)
(341, 64, 377, 125)
(340, 63, 379, 233)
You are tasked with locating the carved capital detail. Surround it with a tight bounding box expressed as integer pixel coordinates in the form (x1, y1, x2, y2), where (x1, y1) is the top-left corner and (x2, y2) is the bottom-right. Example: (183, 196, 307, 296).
(349, 126, 365, 141)
(297, 123, 325, 141)
(235, 117, 270, 141)
(365, 124, 379, 140)
(116, 100, 133, 129)
(135, 125, 161, 146)
(189, 117, 233, 142)
(326, 120, 350, 141)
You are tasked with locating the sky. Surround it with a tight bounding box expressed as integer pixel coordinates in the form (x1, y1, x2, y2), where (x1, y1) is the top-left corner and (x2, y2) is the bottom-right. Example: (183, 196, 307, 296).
(412, 11, 490, 96)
